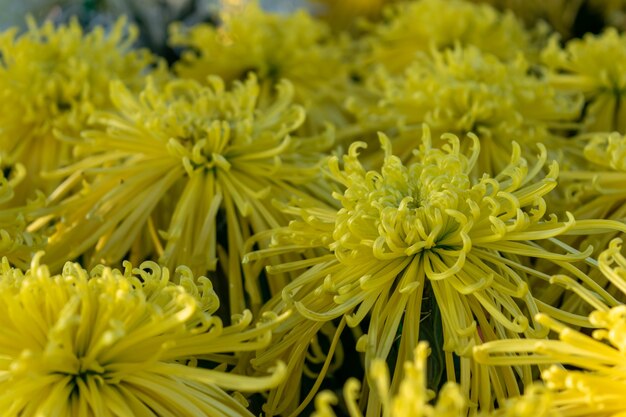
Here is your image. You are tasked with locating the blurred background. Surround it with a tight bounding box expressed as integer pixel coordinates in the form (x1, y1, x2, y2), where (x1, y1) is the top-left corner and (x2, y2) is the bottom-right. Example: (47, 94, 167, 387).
(0, 0, 309, 56)
(1, 0, 624, 59)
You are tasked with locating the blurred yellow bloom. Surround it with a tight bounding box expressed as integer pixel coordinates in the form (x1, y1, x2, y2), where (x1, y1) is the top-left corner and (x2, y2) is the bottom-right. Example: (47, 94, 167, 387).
(345, 45, 580, 174)
(247, 126, 624, 415)
(0, 17, 162, 205)
(0, 253, 287, 417)
(0, 164, 45, 268)
(584, 131, 626, 172)
(308, 0, 393, 29)
(312, 342, 467, 417)
(542, 28, 626, 133)
(314, 345, 557, 417)
(487, 386, 557, 417)
(359, 0, 533, 75)
(473, 0, 626, 39)
(170, 1, 352, 133)
(470, 0, 583, 39)
(475, 239, 626, 416)
(557, 132, 626, 266)
(32, 75, 331, 314)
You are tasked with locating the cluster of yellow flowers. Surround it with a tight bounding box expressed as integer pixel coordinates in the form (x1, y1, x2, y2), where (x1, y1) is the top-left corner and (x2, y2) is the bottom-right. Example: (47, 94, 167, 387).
(3, 0, 626, 415)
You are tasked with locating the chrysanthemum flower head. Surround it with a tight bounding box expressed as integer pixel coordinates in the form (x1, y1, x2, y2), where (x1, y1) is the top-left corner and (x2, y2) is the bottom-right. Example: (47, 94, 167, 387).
(475, 238, 626, 416)
(0, 17, 163, 205)
(345, 45, 580, 174)
(542, 28, 626, 133)
(0, 253, 287, 416)
(247, 126, 624, 415)
(312, 342, 467, 417)
(359, 0, 533, 74)
(33, 74, 332, 314)
(169, 1, 352, 133)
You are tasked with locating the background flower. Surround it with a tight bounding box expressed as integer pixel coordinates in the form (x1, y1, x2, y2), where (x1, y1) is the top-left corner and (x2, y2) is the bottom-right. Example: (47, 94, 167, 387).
(0, 164, 45, 268)
(471, 0, 626, 40)
(0, 16, 163, 205)
(357, 0, 534, 75)
(343, 45, 580, 175)
(307, 0, 392, 30)
(170, 1, 353, 134)
(542, 28, 626, 133)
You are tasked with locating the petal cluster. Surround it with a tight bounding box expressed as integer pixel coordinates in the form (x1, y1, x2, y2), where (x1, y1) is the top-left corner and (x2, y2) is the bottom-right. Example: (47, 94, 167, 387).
(0, 254, 286, 416)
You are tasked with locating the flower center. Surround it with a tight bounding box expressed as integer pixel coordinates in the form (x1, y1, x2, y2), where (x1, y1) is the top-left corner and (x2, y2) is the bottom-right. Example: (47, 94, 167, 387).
(332, 159, 471, 260)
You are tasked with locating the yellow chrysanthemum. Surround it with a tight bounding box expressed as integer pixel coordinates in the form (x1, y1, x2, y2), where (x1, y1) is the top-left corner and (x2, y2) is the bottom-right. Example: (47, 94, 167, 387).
(541, 28, 626, 133)
(0, 17, 162, 205)
(312, 342, 467, 417)
(344, 45, 580, 174)
(246, 126, 624, 415)
(169, 1, 352, 133)
(475, 238, 626, 416)
(31, 75, 332, 314)
(359, 0, 533, 75)
(0, 253, 287, 417)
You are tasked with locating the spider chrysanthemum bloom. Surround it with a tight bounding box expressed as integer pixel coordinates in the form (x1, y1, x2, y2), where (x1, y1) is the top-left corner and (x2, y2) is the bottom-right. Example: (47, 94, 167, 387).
(345, 45, 580, 176)
(358, 0, 533, 75)
(0, 17, 162, 205)
(169, 2, 352, 133)
(541, 28, 626, 133)
(247, 126, 624, 415)
(475, 238, 626, 417)
(312, 342, 466, 417)
(32, 75, 332, 314)
(0, 253, 287, 417)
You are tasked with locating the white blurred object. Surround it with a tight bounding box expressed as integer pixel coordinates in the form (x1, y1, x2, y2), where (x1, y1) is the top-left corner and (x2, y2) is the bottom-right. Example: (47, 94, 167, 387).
(0, 0, 67, 29)
(259, 0, 308, 12)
